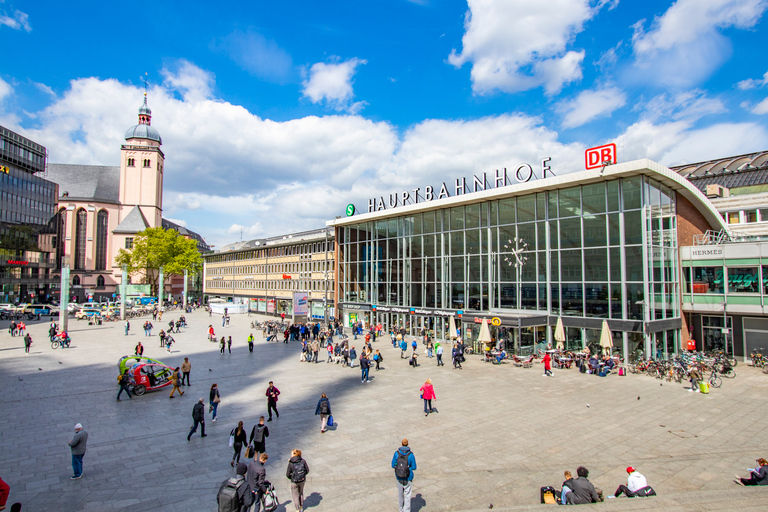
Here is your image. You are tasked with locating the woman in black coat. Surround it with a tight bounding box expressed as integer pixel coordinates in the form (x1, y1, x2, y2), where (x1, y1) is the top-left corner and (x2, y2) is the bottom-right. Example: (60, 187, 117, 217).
(231, 420, 247, 466)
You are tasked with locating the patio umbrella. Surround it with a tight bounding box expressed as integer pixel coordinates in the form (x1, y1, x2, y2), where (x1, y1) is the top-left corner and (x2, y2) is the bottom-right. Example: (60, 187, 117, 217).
(448, 315, 458, 339)
(599, 320, 613, 355)
(554, 317, 566, 350)
(478, 318, 492, 345)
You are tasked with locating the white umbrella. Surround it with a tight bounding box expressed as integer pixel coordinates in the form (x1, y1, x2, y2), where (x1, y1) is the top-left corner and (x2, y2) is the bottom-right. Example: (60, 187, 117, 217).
(448, 315, 458, 339)
(599, 320, 613, 355)
(554, 317, 566, 350)
(478, 318, 492, 345)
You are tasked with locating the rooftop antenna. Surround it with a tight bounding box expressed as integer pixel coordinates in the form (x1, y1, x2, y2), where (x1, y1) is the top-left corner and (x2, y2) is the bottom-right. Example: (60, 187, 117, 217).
(143, 72, 149, 101)
(241, 226, 243, 242)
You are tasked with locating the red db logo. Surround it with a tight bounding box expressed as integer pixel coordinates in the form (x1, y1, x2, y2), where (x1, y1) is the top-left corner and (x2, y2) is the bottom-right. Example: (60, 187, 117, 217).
(585, 143, 617, 170)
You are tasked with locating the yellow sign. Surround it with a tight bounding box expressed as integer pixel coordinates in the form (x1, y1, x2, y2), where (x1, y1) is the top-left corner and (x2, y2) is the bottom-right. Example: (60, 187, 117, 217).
(0, 166, 9, 174)
(491, 317, 501, 326)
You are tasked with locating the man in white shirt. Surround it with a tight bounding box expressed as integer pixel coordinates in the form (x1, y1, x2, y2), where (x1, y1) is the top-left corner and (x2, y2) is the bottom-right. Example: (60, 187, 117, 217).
(610, 466, 655, 498)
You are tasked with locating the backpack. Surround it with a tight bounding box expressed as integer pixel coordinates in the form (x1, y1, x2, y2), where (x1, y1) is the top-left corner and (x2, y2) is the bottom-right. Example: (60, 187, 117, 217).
(291, 460, 307, 483)
(261, 483, 279, 512)
(217, 476, 245, 512)
(394, 450, 410, 480)
(117, 374, 123, 383)
(319, 400, 330, 414)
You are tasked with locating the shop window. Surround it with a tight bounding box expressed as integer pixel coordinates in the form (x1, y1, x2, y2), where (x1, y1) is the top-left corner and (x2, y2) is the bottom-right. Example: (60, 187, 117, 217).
(701, 316, 732, 352)
(691, 266, 724, 293)
(727, 267, 759, 293)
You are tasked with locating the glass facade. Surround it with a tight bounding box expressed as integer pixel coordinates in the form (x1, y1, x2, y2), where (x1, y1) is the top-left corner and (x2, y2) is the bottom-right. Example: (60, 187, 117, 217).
(337, 175, 681, 358)
(0, 126, 58, 303)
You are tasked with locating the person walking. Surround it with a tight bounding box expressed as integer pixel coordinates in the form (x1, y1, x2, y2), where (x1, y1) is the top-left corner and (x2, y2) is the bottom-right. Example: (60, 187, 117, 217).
(169, 367, 184, 398)
(248, 453, 269, 511)
(315, 393, 332, 433)
(436, 343, 444, 366)
(220, 336, 226, 354)
(249, 416, 269, 462)
(146, 321, 153, 336)
(374, 349, 384, 370)
(248, 333, 254, 353)
(159, 329, 166, 348)
(420, 379, 436, 416)
(399, 338, 407, 358)
(68, 423, 88, 480)
(49, 322, 57, 343)
(311, 339, 319, 363)
(23, 333, 32, 354)
(452, 343, 463, 369)
(392, 439, 417, 512)
(349, 346, 357, 368)
(286, 449, 310, 512)
(326, 342, 334, 363)
(134, 341, 144, 357)
(124, 320, 130, 336)
(181, 357, 191, 386)
(360, 352, 371, 383)
(227, 336, 233, 354)
(543, 352, 553, 377)
(266, 382, 280, 421)
(165, 334, 173, 353)
(230, 421, 247, 467)
(187, 398, 207, 440)
(210, 384, 221, 422)
(116, 370, 132, 401)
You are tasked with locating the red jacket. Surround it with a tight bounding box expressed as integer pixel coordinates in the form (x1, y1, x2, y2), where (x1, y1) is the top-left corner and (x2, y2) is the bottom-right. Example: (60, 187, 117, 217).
(420, 383, 436, 400)
(543, 353, 552, 370)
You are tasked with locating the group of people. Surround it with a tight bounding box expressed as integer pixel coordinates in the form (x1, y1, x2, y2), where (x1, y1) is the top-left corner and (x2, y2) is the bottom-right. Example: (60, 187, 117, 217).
(545, 466, 656, 505)
(7, 320, 26, 337)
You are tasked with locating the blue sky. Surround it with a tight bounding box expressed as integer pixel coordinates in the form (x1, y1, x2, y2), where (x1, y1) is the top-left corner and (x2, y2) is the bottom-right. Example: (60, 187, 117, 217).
(2, 0, 768, 248)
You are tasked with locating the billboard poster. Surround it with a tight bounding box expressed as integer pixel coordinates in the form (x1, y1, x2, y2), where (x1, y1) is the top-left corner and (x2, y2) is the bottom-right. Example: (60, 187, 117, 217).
(267, 299, 275, 313)
(293, 292, 308, 316)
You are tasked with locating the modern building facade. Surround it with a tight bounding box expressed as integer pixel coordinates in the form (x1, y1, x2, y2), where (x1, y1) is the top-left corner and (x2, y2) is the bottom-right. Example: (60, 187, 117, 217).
(328, 158, 727, 361)
(203, 228, 335, 320)
(0, 126, 59, 304)
(672, 150, 768, 359)
(45, 94, 208, 303)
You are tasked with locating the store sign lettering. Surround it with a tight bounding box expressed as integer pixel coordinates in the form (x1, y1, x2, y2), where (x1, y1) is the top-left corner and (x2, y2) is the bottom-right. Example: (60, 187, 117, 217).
(367, 159, 554, 213)
(7, 260, 29, 265)
(690, 247, 723, 257)
(282, 274, 291, 280)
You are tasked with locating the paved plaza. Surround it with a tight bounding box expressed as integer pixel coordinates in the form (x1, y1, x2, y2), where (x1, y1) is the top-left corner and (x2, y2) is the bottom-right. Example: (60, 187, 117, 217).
(1, 309, 768, 511)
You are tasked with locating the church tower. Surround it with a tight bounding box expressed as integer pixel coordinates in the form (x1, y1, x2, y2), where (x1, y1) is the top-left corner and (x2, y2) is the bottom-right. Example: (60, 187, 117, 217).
(119, 90, 164, 228)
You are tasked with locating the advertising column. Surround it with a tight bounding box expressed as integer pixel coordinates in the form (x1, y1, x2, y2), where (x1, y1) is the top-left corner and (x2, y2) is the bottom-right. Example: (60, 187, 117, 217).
(293, 291, 308, 324)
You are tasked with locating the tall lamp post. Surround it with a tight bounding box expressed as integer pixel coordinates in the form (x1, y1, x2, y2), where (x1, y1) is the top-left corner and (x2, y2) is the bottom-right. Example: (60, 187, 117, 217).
(323, 229, 329, 324)
(59, 257, 70, 332)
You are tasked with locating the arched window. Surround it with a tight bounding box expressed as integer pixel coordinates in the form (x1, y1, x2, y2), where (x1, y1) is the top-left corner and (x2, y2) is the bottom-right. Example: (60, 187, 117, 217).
(97, 275, 105, 287)
(74, 208, 87, 270)
(56, 208, 66, 267)
(72, 275, 81, 286)
(95, 210, 108, 270)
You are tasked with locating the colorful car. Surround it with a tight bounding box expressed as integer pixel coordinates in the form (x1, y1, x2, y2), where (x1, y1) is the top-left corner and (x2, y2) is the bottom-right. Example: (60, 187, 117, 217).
(117, 355, 174, 396)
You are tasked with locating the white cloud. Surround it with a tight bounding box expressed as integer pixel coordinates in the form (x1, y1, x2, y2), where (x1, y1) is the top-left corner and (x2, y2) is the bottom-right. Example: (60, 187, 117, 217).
(0, 9, 31, 31)
(640, 89, 727, 122)
(227, 223, 263, 237)
(753, 97, 768, 115)
(160, 59, 214, 102)
(163, 217, 188, 228)
(737, 70, 768, 90)
(447, 0, 613, 95)
(594, 41, 622, 71)
(557, 86, 627, 129)
(214, 30, 294, 83)
(618, 119, 768, 165)
(301, 57, 367, 112)
(32, 81, 56, 98)
(631, 0, 768, 87)
(0, 77, 11, 101)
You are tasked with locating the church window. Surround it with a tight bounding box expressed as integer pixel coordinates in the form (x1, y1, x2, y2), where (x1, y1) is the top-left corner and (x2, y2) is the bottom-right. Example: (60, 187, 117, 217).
(125, 237, 134, 249)
(72, 275, 80, 286)
(74, 208, 87, 270)
(96, 275, 105, 287)
(127, 158, 135, 167)
(143, 159, 151, 167)
(95, 209, 108, 270)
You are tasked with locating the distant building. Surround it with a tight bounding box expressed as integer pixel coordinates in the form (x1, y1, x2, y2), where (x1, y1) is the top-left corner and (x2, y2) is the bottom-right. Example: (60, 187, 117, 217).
(46, 93, 208, 303)
(0, 126, 59, 304)
(203, 228, 335, 320)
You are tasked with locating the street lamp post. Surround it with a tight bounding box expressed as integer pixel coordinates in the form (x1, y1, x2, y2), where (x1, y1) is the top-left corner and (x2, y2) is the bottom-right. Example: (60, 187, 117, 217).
(59, 257, 70, 332)
(324, 229, 329, 324)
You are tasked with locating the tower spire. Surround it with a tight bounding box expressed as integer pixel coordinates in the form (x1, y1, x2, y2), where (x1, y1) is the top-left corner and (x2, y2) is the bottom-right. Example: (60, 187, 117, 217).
(138, 72, 152, 126)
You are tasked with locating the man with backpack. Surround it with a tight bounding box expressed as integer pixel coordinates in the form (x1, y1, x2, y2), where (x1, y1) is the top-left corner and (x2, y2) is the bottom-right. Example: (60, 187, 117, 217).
(116, 370, 132, 401)
(216, 461, 253, 512)
(392, 438, 417, 512)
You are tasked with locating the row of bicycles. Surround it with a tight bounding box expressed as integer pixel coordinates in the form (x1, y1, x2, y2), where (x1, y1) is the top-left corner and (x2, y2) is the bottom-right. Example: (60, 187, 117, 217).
(628, 351, 737, 388)
(749, 348, 768, 373)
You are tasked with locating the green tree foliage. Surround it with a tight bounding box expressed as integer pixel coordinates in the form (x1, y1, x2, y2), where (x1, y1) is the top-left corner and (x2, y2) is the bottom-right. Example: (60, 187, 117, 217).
(115, 227, 202, 296)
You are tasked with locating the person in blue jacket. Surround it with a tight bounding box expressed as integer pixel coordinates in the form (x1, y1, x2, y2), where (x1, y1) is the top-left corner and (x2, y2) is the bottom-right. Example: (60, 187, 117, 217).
(392, 438, 417, 512)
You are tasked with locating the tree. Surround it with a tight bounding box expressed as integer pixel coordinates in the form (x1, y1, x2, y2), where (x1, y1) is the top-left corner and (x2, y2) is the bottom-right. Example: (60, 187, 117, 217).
(115, 227, 202, 297)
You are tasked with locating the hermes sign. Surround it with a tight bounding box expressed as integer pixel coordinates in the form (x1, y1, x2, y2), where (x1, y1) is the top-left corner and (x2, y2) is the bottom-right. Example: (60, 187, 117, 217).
(367, 159, 554, 213)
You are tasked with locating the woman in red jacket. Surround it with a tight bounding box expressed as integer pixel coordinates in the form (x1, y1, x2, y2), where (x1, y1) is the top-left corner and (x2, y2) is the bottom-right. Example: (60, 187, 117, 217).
(420, 379, 436, 416)
(543, 352, 553, 377)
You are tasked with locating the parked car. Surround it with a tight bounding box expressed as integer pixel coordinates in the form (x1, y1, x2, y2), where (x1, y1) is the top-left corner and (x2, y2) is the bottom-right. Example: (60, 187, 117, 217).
(23, 304, 59, 317)
(75, 306, 101, 320)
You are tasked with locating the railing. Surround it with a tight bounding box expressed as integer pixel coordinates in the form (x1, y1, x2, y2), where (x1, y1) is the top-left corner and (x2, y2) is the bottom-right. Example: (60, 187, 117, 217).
(692, 229, 763, 245)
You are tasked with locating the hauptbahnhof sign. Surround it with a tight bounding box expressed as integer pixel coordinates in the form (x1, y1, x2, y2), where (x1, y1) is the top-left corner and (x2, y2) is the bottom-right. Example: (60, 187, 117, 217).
(366, 158, 554, 213)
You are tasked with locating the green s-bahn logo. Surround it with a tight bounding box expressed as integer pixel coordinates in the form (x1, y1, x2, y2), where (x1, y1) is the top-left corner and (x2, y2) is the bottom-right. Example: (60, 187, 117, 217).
(346, 204, 356, 217)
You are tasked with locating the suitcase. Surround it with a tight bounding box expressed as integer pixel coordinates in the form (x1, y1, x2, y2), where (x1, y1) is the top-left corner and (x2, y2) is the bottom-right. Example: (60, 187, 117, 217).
(618, 367, 625, 376)
(699, 381, 710, 394)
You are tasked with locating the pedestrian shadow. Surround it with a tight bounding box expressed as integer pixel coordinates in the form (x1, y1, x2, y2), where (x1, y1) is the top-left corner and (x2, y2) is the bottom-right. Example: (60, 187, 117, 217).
(412, 493, 426, 511)
(303, 491, 323, 508)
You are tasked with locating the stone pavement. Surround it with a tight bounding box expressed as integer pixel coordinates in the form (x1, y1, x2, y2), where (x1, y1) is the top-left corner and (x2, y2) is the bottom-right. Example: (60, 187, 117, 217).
(1, 310, 768, 511)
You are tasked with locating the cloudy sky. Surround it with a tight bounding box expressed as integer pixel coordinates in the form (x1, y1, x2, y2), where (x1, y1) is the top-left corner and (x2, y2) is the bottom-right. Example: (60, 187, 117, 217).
(2, 0, 768, 248)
